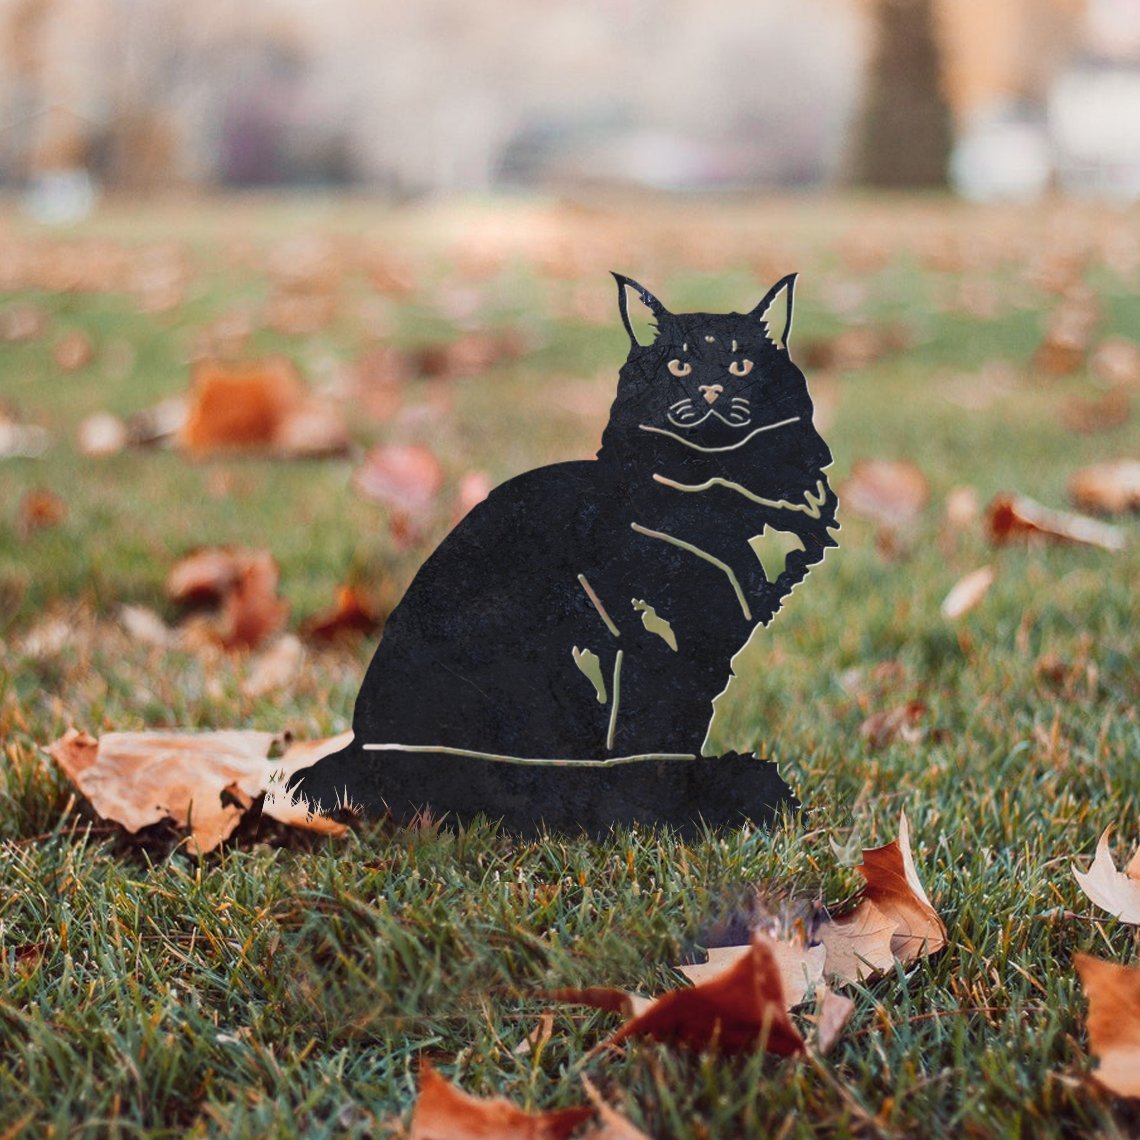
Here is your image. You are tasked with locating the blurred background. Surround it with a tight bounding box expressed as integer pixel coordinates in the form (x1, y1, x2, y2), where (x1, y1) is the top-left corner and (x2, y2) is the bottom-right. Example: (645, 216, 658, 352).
(0, 0, 1136, 715)
(1, 0, 1139, 208)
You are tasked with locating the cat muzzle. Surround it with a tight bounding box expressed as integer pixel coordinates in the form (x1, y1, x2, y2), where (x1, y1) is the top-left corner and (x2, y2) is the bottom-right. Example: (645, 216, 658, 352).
(699, 384, 724, 405)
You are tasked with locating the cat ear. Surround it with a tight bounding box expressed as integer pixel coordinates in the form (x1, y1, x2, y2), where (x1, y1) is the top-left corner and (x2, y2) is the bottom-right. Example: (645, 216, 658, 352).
(751, 273, 797, 351)
(612, 272, 669, 348)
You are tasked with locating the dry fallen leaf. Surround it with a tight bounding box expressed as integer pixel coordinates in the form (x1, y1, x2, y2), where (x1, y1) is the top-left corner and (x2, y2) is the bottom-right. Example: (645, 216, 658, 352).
(17, 488, 66, 538)
(409, 1060, 591, 1140)
(814, 986, 856, 1057)
(851, 812, 946, 963)
(46, 728, 348, 854)
(677, 938, 826, 1009)
(815, 899, 898, 983)
(302, 584, 382, 643)
(559, 935, 804, 1056)
(1068, 459, 1140, 516)
(179, 358, 348, 458)
(841, 459, 929, 530)
(940, 565, 995, 620)
(986, 492, 1125, 553)
(353, 443, 444, 517)
(859, 702, 927, 750)
(1073, 829, 1140, 924)
(1074, 954, 1140, 1099)
(166, 547, 288, 651)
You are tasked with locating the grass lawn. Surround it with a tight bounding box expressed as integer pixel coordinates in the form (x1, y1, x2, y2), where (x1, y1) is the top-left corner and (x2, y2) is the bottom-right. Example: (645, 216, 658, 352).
(0, 192, 1137, 1137)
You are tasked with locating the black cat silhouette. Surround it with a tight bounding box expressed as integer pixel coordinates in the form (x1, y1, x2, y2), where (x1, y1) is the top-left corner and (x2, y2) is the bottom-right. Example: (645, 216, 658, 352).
(287, 273, 839, 834)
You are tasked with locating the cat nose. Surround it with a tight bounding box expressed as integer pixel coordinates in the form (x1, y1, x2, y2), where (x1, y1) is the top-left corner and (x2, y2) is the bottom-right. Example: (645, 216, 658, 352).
(699, 384, 724, 405)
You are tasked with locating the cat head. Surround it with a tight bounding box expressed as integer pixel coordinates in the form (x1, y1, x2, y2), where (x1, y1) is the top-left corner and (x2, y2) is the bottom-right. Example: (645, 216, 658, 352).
(599, 274, 833, 493)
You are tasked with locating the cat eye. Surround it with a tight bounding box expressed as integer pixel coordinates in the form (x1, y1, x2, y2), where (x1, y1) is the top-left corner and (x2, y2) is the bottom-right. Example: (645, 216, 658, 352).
(667, 359, 692, 378)
(728, 359, 754, 377)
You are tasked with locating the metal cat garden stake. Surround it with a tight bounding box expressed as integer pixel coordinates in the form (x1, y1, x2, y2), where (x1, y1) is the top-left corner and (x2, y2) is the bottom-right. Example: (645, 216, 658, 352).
(288, 274, 839, 834)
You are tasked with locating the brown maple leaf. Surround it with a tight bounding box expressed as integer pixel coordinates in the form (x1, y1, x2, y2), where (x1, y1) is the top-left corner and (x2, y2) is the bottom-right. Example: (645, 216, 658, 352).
(46, 728, 349, 854)
(558, 934, 805, 1057)
(851, 812, 946, 963)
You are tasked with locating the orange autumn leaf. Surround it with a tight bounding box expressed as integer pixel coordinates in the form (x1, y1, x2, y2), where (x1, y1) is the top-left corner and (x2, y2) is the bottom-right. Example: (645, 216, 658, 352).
(558, 935, 805, 1057)
(45, 728, 349, 855)
(181, 358, 304, 453)
(677, 938, 826, 1009)
(1074, 954, 1140, 1099)
(852, 812, 946, 963)
(179, 358, 348, 458)
(303, 584, 382, 643)
(985, 492, 1125, 553)
(409, 1061, 592, 1140)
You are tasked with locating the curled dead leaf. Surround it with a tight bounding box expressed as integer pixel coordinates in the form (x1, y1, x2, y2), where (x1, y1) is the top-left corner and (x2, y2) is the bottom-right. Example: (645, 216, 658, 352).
(1075, 954, 1140, 1099)
(46, 728, 348, 854)
(986, 492, 1125, 552)
(853, 812, 946, 963)
(1073, 829, 1140, 924)
(166, 547, 287, 651)
(409, 1060, 591, 1140)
